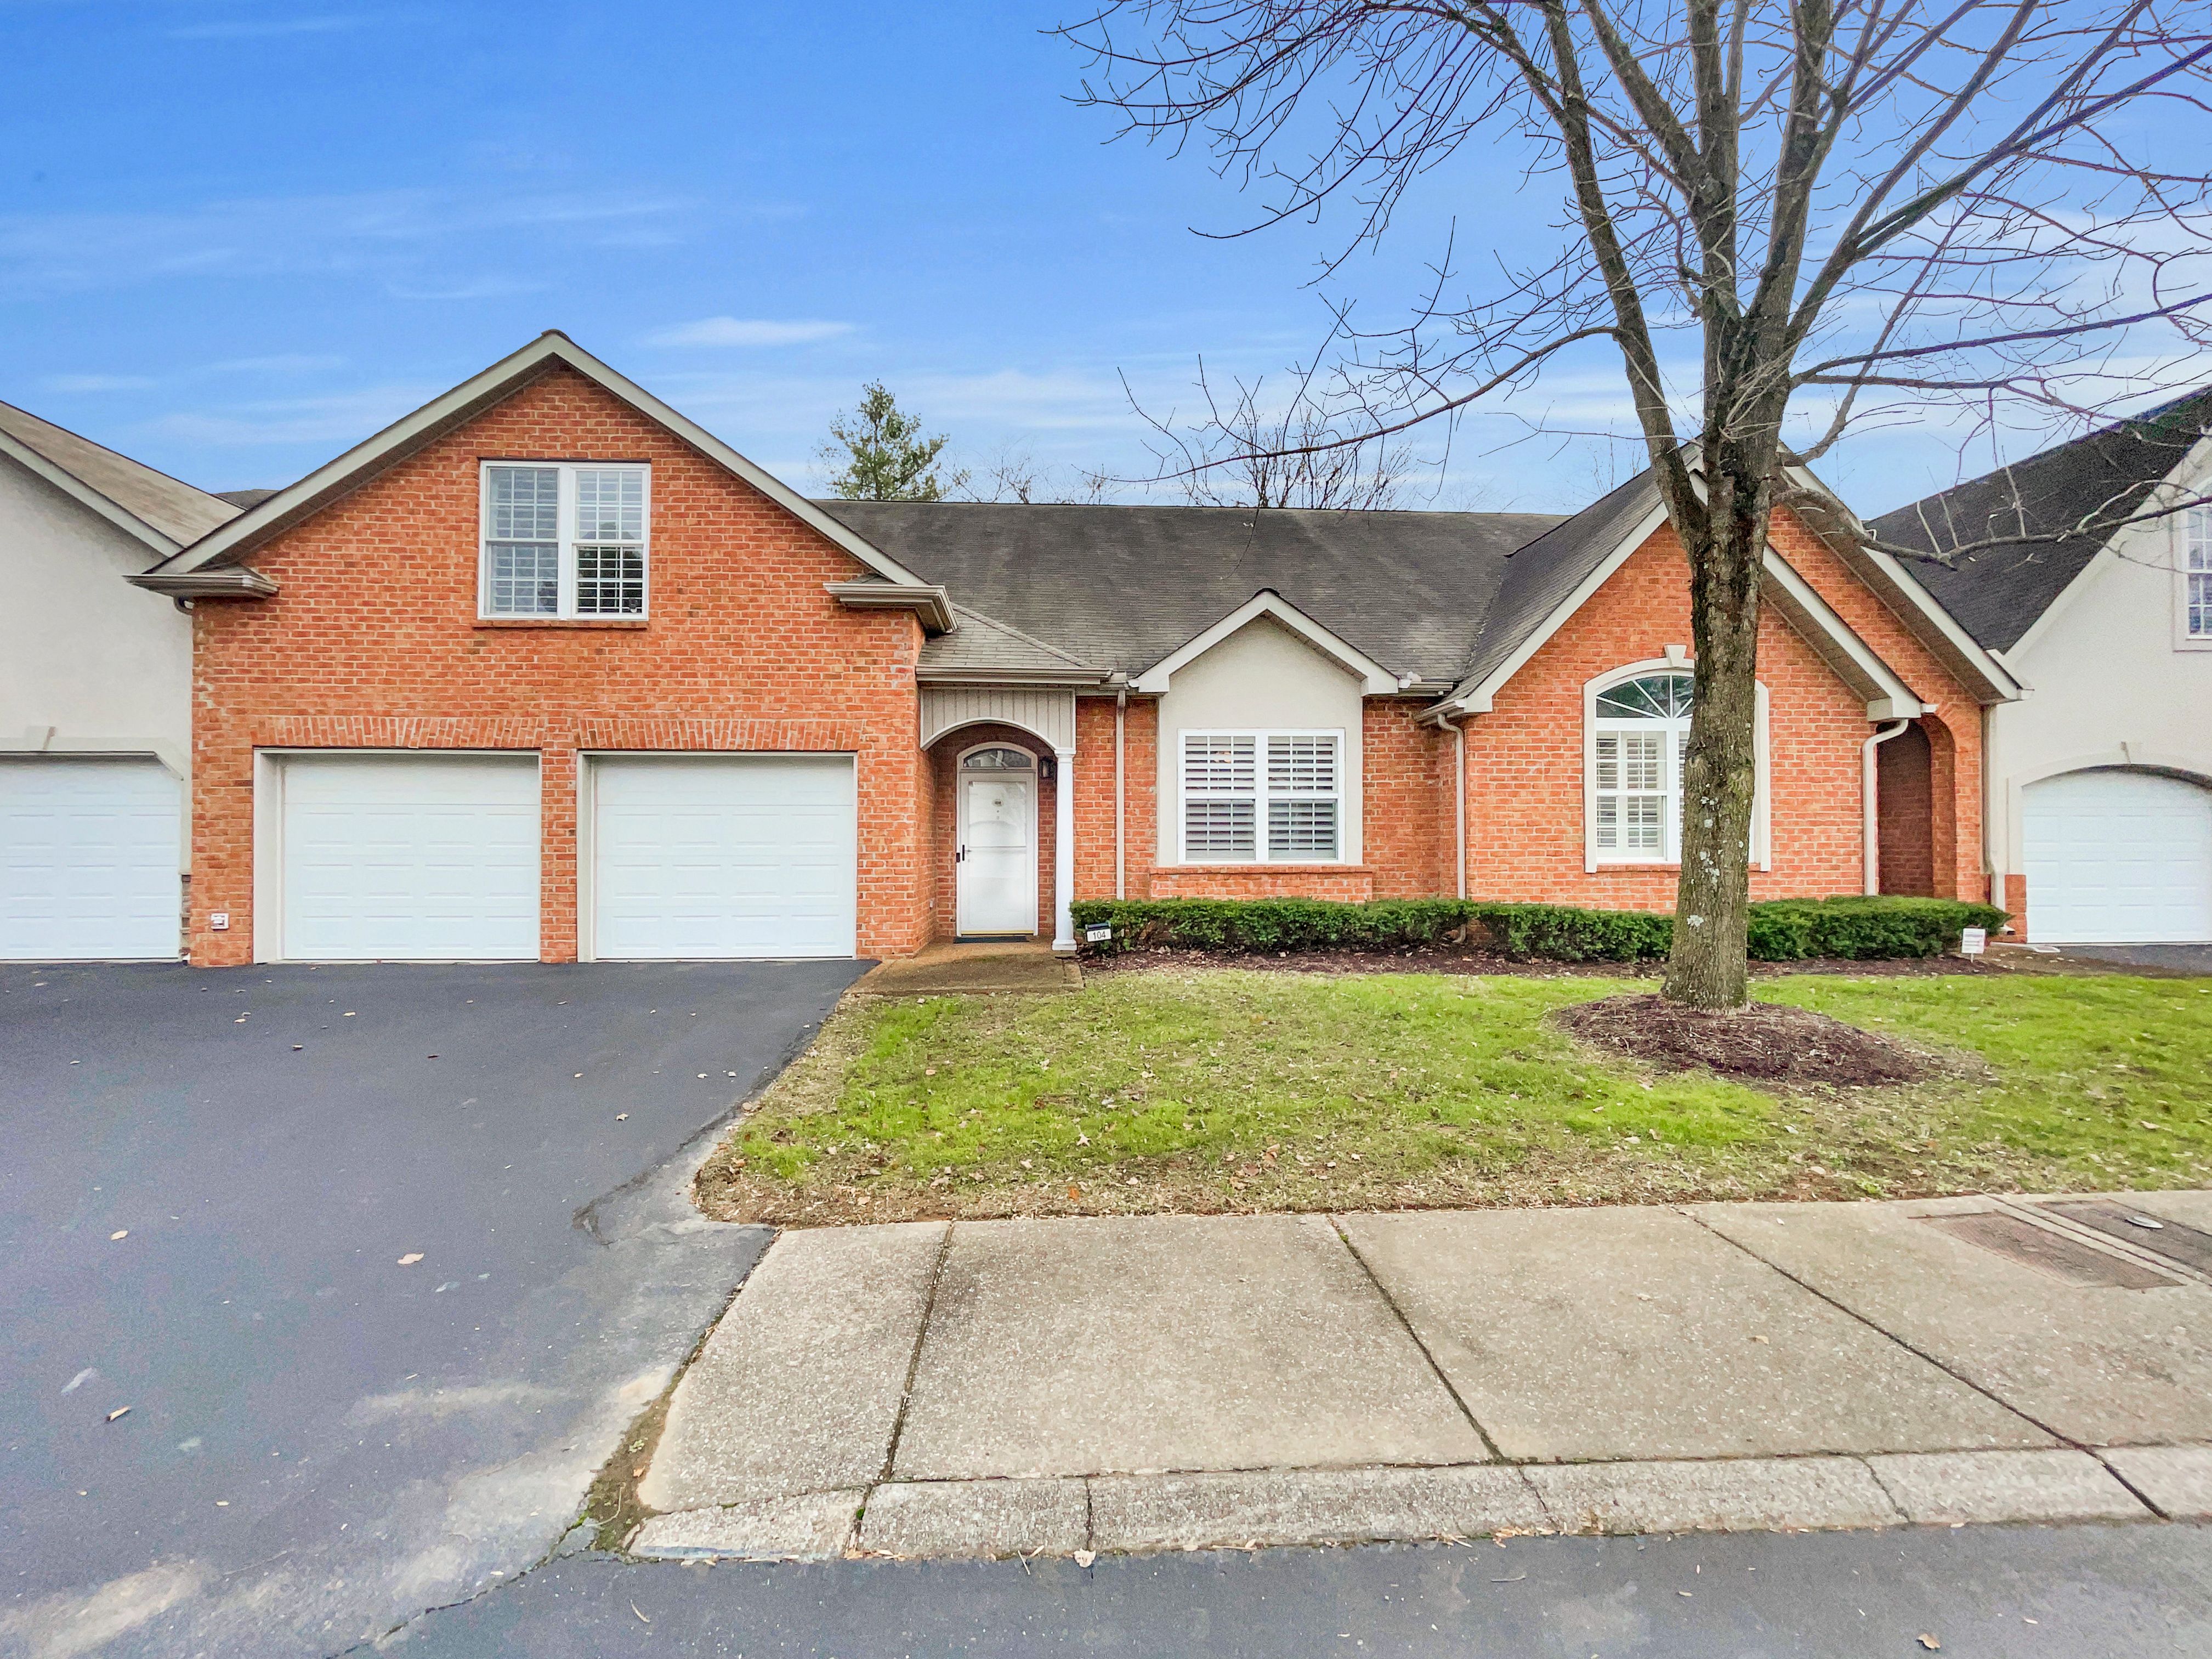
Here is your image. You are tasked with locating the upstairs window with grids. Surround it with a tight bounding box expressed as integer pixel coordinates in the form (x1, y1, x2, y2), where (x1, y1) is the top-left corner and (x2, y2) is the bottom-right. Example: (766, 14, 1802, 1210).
(2188, 507, 2212, 638)
(481, 462, 649, 618)
(1180, 730, 1342, 862)
(1591, 672, 1694, 862)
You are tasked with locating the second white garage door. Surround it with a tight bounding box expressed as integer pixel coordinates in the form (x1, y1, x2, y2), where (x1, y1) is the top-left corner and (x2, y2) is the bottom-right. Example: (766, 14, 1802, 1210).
(279, 754, 541, 960)
(590, 755, 857, 959)
(2023, 768, 2212, 944)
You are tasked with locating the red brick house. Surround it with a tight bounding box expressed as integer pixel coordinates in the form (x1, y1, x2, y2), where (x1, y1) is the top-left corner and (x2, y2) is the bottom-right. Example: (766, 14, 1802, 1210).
(132, 333, 2019, 966)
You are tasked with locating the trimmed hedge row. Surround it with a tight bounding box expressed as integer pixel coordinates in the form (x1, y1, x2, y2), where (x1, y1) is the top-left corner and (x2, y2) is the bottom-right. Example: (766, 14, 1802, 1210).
(1067, 894, 2006, 963)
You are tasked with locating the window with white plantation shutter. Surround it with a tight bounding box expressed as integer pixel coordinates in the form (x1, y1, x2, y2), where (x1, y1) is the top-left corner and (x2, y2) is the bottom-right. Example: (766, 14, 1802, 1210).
(480, 461, 650, 619)
(1267, 734, 1338, 859)
(1591, 672, 1693, 862)
(1179, 731, 1342, 863)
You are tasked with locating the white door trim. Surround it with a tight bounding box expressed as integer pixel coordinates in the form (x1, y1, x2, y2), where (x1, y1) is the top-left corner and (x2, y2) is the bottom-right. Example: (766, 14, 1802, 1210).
(253, 748, 543, 963)
(955, 744, 1039, 937)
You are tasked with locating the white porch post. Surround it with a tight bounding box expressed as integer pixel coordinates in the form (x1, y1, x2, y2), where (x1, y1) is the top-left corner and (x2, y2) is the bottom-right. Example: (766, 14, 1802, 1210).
(1053, 746, 1076, 952)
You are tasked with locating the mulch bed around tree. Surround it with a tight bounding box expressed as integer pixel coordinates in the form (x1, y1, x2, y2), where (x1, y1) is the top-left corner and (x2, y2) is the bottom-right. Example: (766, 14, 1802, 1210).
(1552, 993, 1936, 1087)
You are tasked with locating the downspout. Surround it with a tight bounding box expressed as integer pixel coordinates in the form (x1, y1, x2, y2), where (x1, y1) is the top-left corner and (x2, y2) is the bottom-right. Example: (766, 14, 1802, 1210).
(1862, 719, 1912, 896)
(1114, 684, 1127, 901)
(1433, 707, 1468, 900)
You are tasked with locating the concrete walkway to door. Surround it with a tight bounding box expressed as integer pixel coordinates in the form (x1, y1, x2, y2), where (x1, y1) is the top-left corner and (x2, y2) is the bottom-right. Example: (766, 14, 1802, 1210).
(857, 939, 1080, 996)
(628, 1191, 2212, 1561)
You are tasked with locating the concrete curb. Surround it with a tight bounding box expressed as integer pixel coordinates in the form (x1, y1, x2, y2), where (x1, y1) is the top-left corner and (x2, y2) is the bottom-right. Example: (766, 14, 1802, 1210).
(627, 1447, 2173, 1562)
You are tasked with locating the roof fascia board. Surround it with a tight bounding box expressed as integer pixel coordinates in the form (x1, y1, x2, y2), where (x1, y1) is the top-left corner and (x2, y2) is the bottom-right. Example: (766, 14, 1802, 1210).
(916, 666, 1113, 687)
(1131, 590, 1399, 695)
(151, 333, 927, 588)
(128, 566, 280, 599)
(823, 579, 954, 633)
(1439, 502, 1669, 715)
(0, 429, 179, 558)
(1780, 461, 2022, 703)
(1759, 546, 1927, 718)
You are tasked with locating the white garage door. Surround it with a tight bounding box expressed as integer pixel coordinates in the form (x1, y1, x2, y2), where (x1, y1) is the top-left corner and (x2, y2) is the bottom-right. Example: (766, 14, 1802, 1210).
(591, 755, 857, 959)
(280, 755, 540, 960)
(2023, 768, 2212, 944)
(1, 758, 180, 960)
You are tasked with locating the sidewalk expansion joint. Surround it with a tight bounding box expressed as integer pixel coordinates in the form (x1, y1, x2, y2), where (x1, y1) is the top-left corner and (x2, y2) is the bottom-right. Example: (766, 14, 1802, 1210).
(1328, 1214, 1510, 1465)
(878, 1220, 955, 1486)
(1676, 1205, 2078, 1450)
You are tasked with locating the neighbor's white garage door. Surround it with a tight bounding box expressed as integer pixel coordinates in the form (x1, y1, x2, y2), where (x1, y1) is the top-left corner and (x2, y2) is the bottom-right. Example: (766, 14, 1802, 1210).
(2023, 768, 2212, 944)
(591, 755, 857, 959)
(279, 754, 540, 960)
(0, 758, 180, 960)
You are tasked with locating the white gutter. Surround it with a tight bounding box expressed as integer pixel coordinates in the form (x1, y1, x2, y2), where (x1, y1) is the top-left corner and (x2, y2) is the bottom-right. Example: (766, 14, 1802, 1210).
(1862, 720, 1912, 894)
(1430, 707, 1468, 900)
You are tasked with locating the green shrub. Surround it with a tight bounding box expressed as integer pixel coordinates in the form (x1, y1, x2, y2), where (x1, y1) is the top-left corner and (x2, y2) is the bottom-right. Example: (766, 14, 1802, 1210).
(1762, 895, 2007, 960)
(1069, 893, 2007, 962)
(1462, 902, 1672, 961)
(1067, 897, 1475, 956)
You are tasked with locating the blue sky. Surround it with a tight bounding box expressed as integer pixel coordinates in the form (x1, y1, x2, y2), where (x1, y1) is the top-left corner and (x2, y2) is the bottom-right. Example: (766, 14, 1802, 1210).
(0, 1, 2117, 513)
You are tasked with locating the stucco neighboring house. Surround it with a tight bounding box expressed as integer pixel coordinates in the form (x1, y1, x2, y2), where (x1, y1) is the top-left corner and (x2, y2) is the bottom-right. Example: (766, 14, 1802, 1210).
(131, 331, 2017, 968)
(0, 400, 242, 959)
(1875, 391, 2212, 945)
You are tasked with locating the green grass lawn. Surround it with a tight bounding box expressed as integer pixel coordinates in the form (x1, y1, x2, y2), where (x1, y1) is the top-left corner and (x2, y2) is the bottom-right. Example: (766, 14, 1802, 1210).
(694, 966, 2212, 1226)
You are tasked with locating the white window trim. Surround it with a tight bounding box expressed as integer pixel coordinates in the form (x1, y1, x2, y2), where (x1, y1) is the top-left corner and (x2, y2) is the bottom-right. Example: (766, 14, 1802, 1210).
(1581, 660, 1770, 873)
(2177, 504, 2212, 650)
(1178, 727, 1346, 865)
(478, 460, 652, 621)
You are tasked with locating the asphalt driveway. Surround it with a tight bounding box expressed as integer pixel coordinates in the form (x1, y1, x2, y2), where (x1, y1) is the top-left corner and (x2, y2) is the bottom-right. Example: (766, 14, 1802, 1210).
(0, 957, 864, 1659)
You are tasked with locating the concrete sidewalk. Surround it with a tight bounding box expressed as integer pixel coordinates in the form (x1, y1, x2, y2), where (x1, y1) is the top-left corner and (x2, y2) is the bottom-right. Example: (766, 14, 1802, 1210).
(627, 1191, 2212, 1561)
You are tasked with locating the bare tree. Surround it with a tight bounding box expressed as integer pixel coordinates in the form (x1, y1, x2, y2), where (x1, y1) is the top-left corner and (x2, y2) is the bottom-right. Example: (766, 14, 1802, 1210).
(1139, 361, 1417, 506)
(1065, 0, 2212, 1009)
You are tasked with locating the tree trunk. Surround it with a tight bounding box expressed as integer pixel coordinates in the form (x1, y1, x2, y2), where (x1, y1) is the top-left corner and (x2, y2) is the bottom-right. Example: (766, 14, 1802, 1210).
(1662, 455, 1769, 1011)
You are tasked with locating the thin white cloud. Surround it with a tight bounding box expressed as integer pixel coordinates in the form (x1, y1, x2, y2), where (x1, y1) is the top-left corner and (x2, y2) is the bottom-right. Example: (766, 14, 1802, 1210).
(40, 372, 156, 393)
(643, 316, 855, 348)
(144, 383, 442, 447)
(0, 188, 689, 300)
(167, 14, 377, 40)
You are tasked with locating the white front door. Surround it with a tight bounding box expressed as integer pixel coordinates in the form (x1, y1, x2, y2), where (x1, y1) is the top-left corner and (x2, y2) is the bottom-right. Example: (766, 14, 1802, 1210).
(0, 758, 181, 960)
(2023, 768, 2212, 943)
(957, 755, 1036, 937)
(277, 754, 541, 961)
(589, 754, 858, 959)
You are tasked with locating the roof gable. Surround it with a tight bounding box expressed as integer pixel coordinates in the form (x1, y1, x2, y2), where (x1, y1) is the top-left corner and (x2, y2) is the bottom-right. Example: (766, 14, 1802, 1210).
(819, 499, 1565, 683)
(0, 399, 237, 554)
(1131, 590, 1402, 694)
(1871, 386, 2212, 652)
(140, 332, 926, 590)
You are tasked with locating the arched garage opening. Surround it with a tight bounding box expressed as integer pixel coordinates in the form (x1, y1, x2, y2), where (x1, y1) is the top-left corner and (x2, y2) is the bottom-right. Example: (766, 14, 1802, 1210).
(2023, 767, 2212, 943)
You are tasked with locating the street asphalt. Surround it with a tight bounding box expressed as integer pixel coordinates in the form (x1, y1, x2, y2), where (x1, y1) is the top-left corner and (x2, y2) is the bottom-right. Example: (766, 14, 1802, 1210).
(388, 1521, 2212, 1657)
(0, 957, 864, 1659)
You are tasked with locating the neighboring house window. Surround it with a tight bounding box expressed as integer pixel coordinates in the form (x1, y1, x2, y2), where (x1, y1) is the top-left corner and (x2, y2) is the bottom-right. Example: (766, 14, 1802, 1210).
(1180, 731, 1342, 862)
(481, 462, 649, 618)
(2188, 507, 2212, 638)
(1591, 672, 1695, 862)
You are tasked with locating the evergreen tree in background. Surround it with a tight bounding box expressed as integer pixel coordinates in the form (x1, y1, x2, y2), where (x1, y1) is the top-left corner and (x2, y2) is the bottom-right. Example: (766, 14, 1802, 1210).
(819, 382, 962, 500)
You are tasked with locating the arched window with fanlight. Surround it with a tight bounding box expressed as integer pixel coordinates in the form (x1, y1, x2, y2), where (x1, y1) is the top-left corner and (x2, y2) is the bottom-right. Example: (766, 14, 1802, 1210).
(1584, 662, 1769, 870)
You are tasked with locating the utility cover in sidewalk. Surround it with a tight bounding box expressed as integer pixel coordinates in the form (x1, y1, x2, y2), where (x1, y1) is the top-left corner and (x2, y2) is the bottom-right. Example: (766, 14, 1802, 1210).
(1920, 1212, 2179, 1290)
(2037, 1200, 2212, 1277)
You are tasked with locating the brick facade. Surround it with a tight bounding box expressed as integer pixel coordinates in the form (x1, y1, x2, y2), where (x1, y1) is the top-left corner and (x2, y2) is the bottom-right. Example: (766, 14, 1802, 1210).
(187, 370, 1986, 964)
(188, 365, 929, 965)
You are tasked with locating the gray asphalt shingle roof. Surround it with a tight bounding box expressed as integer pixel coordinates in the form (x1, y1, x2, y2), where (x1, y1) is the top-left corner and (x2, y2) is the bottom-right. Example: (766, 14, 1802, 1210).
(1871, 388, 2212, 652)
(817, 500, 1567, 682)
(0, 399, 240, 547)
